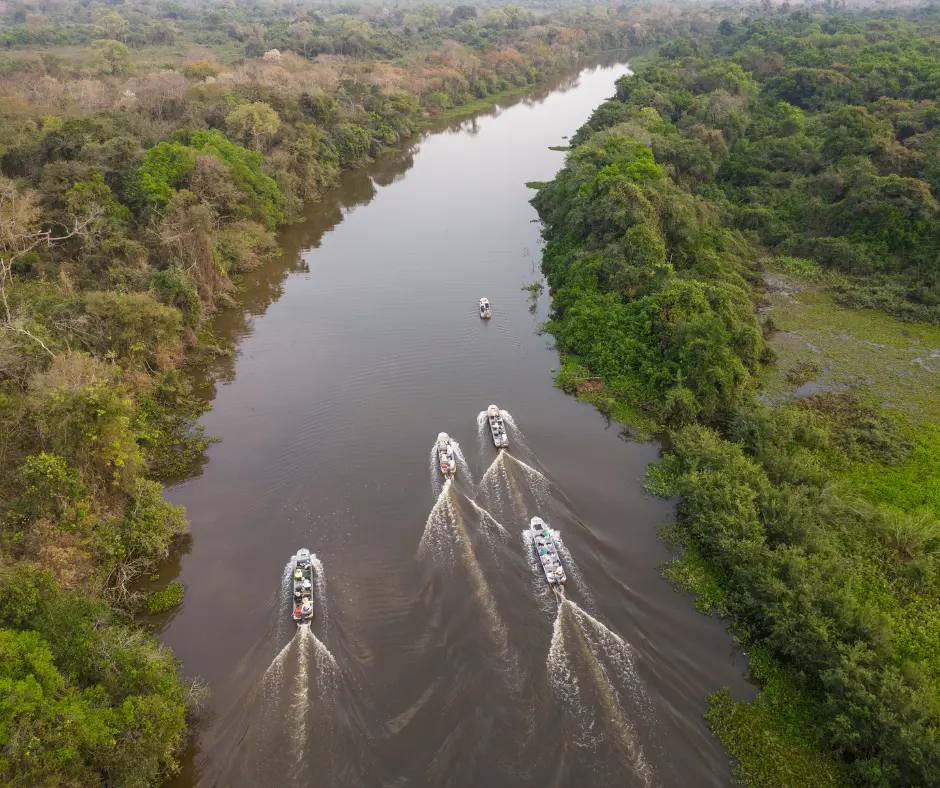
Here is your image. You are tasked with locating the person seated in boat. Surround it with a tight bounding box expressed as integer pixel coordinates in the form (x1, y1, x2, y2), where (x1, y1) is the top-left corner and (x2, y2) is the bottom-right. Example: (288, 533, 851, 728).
(301, 599, 313, 616)
(294, 568, 303, 580)
(302, 578, 312, 592)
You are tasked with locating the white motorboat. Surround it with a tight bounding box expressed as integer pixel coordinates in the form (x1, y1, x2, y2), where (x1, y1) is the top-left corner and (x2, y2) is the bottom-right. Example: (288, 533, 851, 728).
(290, 549, 315, 623)
(479, 298, 491, 319)
(438, 432, 457, 477)
(530, 518, 566, 585)
(486, 404, 509, 448)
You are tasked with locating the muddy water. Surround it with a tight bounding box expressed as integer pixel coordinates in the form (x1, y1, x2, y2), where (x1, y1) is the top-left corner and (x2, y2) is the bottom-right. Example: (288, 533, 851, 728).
(161, 57, 754, 788)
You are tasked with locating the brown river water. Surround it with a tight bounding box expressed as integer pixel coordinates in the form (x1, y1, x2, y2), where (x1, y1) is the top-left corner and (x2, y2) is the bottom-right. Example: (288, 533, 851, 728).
(160, 55, 755, 788)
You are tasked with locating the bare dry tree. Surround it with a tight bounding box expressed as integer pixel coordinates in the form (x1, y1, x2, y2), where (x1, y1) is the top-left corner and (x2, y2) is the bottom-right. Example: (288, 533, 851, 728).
(103, 555, 151, 607)
(0, 177, 95, 359)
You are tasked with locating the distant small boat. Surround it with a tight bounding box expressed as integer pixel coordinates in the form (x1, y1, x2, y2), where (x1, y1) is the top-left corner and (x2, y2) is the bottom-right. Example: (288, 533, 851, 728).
(530, 518, 566, 585)
(290, 549, 315, 623)
(479, 298, 491, 319)
(486, 404, 509, 448)
(438, 433, 457, 477)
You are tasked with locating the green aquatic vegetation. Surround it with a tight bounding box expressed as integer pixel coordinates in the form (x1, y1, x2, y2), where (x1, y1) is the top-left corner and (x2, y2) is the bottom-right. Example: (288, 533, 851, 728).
(763, 278, 940, 426)
(706, 650, 849, 788)
(422, 85, 530, 123)
(657, 534, 731, 618)
(785, 361, 822, 386)
(845, 428, 940, 518)
(522, 281, 544, 298)
(135, 371, 218, 480)
(146, 582, 185, 615)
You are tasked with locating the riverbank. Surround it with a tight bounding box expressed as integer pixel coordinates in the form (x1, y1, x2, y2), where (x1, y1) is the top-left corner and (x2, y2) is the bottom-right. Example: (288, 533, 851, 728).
(416, 51, 634, 126)
(421, 84, 534, 123)
(532, 11, 940, 787)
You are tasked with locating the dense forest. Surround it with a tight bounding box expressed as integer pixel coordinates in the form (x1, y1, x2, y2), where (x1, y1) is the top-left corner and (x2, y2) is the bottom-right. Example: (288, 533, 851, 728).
(0, 0, 697, 784)
(533, 7, 940, 787)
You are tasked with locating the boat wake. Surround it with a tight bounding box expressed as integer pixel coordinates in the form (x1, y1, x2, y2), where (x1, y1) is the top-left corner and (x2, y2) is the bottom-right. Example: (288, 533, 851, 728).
(500, 408, 519, 433)
(418, 482, 513, 664)
(453, 439, 473, 486)
(547, 592, 654, 786)
(466, 497, 510, 558)
(418, 479, 458, 562)
(475, 451, 550, 525)
(475, 409, 491, 457)
(504, 452, 550, 508)
(191, 554, 389, 788)
(262, 624, 338, 753)
(197, 623, 339, 787)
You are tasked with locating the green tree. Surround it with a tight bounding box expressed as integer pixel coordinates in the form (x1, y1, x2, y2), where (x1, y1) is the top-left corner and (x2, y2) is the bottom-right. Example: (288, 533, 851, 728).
(93, 10, 129, 42)
(0, 628, 114, 787)
(224, 102, 281, 152)
(137, 141, 196, 208)
(87, 39, 134, 77)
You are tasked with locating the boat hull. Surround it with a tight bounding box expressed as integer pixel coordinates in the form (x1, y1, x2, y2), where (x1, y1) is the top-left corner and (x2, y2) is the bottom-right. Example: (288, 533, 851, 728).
(438, 435, 457, 477)
(486, 405, 509, 448)
(531, 519, 566, 586)
(290, 549, 316, 622)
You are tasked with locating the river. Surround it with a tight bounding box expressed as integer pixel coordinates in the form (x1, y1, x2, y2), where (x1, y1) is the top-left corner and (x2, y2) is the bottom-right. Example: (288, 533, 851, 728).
(161, 56, 754, 788)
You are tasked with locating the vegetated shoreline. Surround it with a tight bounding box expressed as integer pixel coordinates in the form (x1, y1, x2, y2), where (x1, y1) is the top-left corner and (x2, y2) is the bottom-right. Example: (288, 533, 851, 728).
(532, 8, 940, 788)
(420, 82, 533, 122)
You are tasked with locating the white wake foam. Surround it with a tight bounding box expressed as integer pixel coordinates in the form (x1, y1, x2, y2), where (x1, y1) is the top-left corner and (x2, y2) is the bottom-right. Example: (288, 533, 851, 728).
(429, 438, 444, 497)
(452, 439, 473, 487)
(418, 480, 457, 562)
(546, 597, 652, 784)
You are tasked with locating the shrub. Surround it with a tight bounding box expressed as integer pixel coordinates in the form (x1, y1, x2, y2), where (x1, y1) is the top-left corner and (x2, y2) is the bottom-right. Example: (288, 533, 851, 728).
(81, 291, 182, 368)
(13, 453, 85, 526)
(29, 356, 143, 489)
(119, 479, 186, 566)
